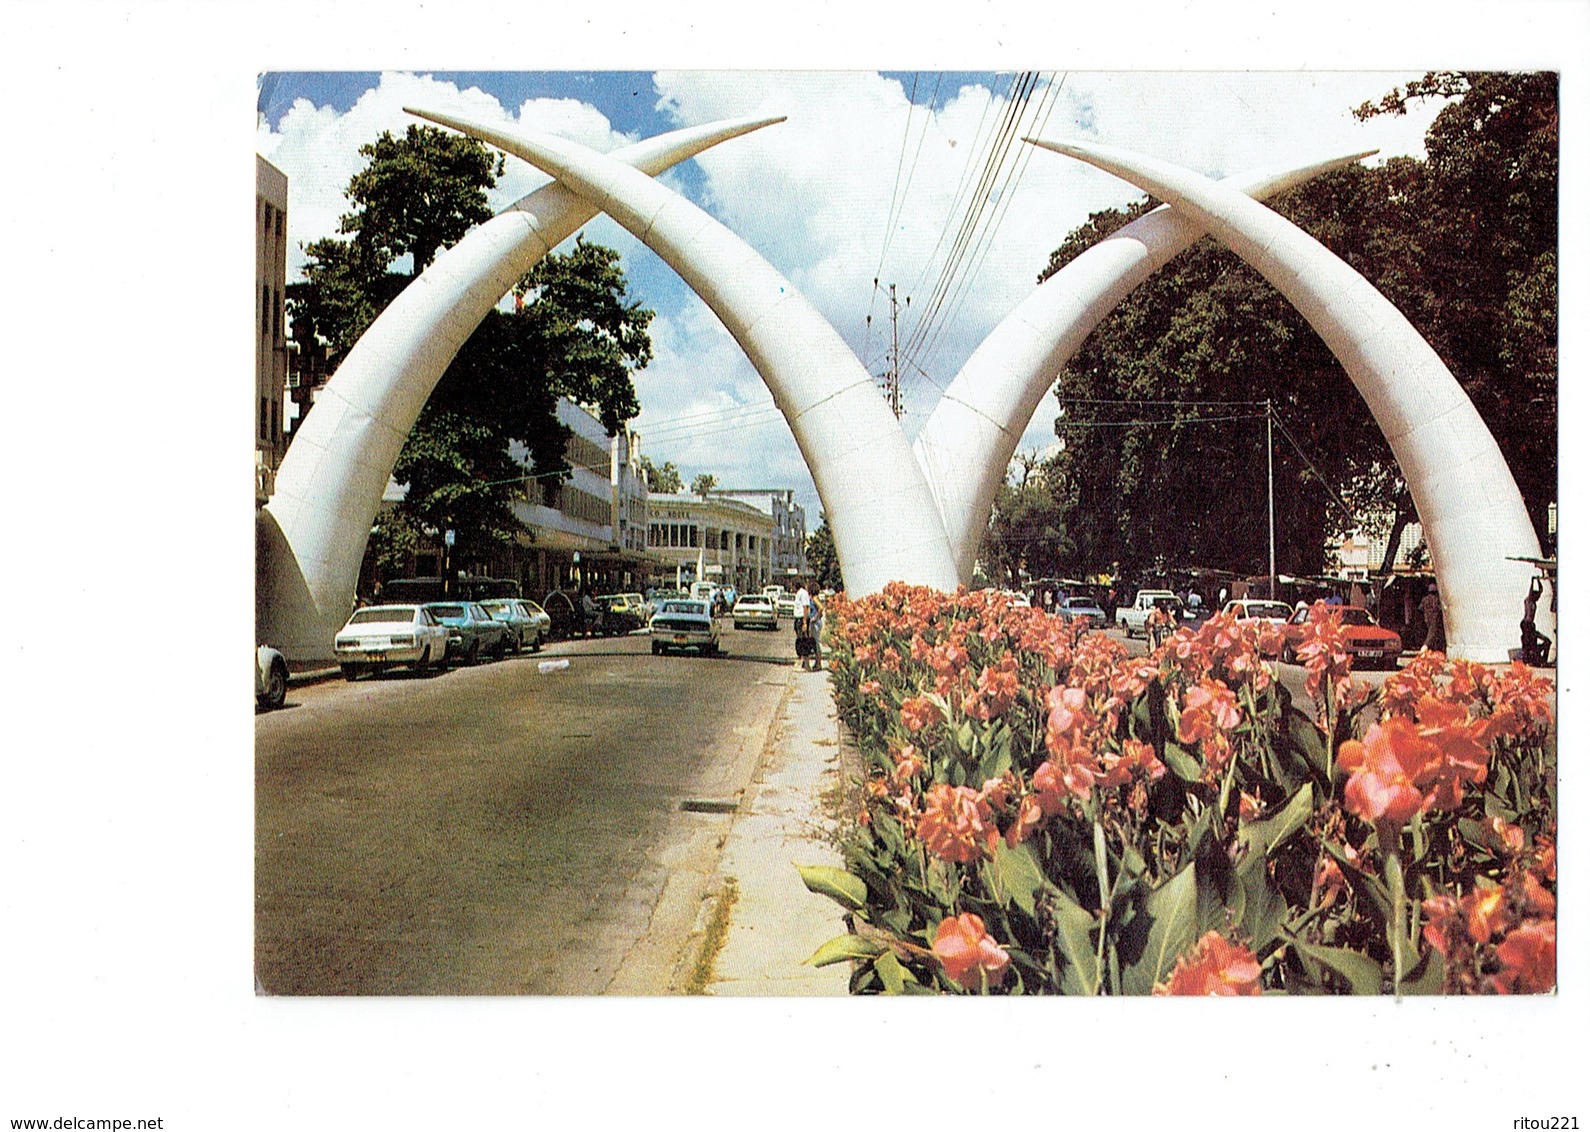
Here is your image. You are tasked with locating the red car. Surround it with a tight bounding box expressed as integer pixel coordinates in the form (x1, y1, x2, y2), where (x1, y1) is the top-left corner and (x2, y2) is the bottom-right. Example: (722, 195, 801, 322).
(1279, 605, 1403, 670)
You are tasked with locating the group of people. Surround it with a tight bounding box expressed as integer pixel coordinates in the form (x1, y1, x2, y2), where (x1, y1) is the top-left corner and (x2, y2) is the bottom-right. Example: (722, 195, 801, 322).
(792, 582, 825, 671)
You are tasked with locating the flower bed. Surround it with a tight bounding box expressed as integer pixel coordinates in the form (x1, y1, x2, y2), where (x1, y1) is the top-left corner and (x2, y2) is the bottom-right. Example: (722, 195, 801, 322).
(798, 583, 1556, 995)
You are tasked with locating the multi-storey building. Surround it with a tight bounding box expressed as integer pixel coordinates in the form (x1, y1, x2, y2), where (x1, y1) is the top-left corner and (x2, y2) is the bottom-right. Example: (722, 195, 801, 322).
(645, 490, 806, 593)
(369, 397, 657, 599)
(255, 156, 290, 503)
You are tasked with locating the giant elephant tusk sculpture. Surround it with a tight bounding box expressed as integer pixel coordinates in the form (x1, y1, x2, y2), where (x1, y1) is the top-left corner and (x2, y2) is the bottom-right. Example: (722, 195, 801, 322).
(259, 116, 785, 661)
(405, 112, 1368, 594)
(1026, 136, 1546, 662)
(404, 108, 964, 600)
(263, 103, 1541, 664)
(914, 149, 1377, 583)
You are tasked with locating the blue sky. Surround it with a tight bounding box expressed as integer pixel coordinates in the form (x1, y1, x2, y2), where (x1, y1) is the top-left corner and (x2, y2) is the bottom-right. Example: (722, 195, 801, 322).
(257, 69, 1449, 523)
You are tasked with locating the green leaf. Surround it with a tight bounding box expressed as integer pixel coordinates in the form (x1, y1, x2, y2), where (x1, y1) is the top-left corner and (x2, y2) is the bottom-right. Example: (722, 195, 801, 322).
(1238, 783, 1315, 869)
(1163, 744, 1203, 783)
(990, 839, 1047, 917)
(795, 864, 868, 911)
(804, 933, 884, 968)
(1048, 885, 1100, 995)
(1291, 940, 1385, 995)
(1402, 948, 1447, 996)
(1119, 861, 1199, 995)
(873, 949, 912, 992)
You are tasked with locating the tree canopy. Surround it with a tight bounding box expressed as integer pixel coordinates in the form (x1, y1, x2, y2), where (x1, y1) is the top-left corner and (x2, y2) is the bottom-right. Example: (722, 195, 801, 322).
(638, 457, 683, 494)
(285, 125, 654, 572)
(1031, 71, 1556, 581)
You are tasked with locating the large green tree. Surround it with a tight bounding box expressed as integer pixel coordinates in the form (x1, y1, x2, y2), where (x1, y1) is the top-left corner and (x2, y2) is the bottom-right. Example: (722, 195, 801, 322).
(286, 126, 653, 573)
(805, 514, 844, 592)
(980, 452, 1075, 587)
(1037, 71, 1556, 580)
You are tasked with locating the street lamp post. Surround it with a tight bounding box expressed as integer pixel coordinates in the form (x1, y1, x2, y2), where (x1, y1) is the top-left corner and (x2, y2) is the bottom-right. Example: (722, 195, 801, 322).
(443, 528, 456, 596)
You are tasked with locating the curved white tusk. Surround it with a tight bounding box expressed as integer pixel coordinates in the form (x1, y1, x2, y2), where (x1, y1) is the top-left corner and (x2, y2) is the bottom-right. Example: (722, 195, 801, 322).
(262, 115, 784, 661)
(411, 107, 962, 597)
(1027, 136, 1542, 661)
(916, 148, 1377, 582)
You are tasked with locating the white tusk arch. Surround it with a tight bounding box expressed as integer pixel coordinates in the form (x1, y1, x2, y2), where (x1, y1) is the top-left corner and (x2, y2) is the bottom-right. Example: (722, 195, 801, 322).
(915, 149, 1376, 582)
(261, 116, 784, 661)
(1027, 137, 1544, 662)
(407, 107, 962, 597)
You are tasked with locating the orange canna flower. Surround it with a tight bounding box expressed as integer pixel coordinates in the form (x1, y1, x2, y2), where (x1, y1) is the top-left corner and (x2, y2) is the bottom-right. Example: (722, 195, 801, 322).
(932, 912, 1012, 991)
(1464, 885, 1508, 944)
(1153, 931, 1263, 996)
(916, 784, 997, 863)
(900, 696, 944, 734)
(1492, 920, 1556, 995)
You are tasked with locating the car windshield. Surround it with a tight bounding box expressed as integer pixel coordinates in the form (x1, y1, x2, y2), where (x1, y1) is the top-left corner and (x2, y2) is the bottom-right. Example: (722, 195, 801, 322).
(738, 597, 770, 607)
(1341, 608, 1374, 626)
(428, 604, 466, 619)
(349, 606, 416, 624)
(1242, 603, 1292, 619)
(660, 601, 706, 616)
(480, 601, 511, 613)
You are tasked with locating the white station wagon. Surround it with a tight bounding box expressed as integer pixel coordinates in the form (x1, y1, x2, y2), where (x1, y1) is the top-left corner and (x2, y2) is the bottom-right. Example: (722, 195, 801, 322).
(333, 604, 449, 680)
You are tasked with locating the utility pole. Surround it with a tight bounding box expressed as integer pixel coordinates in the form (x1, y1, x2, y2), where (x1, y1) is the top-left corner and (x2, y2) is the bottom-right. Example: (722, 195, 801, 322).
(1266, 399, 1277, 599)
(868, 282, 905, 419)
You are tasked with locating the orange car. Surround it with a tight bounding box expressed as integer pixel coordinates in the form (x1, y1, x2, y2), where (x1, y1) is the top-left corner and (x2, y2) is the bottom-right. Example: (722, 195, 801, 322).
(1279, 604, 1403, 670)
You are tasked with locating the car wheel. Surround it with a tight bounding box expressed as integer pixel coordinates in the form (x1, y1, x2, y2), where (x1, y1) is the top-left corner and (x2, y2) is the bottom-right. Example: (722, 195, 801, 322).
(341, 663, 361, 682)
(466, 640, 482, 666)
(531, 631, 543, 653)
(1281, 644, 1297, 665)
(261, 659, 288, 709)
(494, 635, 508, 660)
(651, 642, 664, 656)
(413, 646, 431, 675)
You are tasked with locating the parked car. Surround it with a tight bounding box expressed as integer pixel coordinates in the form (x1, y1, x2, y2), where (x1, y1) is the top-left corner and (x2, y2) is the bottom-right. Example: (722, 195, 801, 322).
(732, 592, 778, 630)
(1279, 605, 1403, 669)
(334, 604, 449, 680)
(1222, 598, 1295, 624)
(649, 598, 722, 656)
(622, 592, 654, 621)
(598, 593, 648, 635)
(1116, 590, 1184, 638)
(775, 591, 799, 619)
(256, 644, 289, 710)
(519, 598, 553, 642)
(480, 598, 545, 653)
(424, 601, 509, 666)
(1057, 596, 1107, 626)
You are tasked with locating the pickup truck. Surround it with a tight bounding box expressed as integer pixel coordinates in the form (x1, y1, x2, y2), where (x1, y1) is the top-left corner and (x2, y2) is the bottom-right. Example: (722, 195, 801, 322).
(1116, 590, 1183, 638)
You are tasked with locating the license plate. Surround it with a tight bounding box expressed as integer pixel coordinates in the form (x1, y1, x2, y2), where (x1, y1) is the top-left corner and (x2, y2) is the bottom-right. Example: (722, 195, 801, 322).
(367, 650, 387, 661)
(674, 635, 689, 644)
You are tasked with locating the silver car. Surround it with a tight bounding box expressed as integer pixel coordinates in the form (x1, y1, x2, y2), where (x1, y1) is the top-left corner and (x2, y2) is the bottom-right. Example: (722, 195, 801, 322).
(424, 601, 509, 666)
(334, 605, 449, 680)
(480, 598, 545, 653)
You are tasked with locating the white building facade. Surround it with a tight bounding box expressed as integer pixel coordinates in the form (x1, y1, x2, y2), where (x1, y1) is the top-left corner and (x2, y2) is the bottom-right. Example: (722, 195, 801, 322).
(256, 155, 289, 503)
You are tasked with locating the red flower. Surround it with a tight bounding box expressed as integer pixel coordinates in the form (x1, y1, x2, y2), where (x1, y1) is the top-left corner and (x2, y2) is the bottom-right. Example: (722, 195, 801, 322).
(1492, 920, 1555, 995)
(1340, 721, 1429, 830)
(916, 784, 997, 863)
(932, 913, 1011, 991)
(900, 696, 943, 734)
(1153, 931, 1263, 996)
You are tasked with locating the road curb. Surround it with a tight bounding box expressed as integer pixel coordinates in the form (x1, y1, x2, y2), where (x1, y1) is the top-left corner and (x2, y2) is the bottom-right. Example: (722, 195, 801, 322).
(706, 662, 852, 996)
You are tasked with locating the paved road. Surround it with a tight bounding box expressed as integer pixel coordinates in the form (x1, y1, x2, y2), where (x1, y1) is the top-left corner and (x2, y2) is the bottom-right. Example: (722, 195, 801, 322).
(255, 621, 800, 995)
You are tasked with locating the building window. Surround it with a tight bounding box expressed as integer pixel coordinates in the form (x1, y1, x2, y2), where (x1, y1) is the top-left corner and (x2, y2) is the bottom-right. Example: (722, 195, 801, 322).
(259, 396, 269, 441)
(275, 209, 284, 239)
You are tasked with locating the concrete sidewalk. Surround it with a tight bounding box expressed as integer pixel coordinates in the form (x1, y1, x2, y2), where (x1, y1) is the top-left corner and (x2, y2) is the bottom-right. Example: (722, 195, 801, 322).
(706, 664, 854, 996)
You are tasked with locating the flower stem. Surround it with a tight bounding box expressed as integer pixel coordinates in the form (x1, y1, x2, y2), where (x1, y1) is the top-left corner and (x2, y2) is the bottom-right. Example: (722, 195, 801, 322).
(1385, 842, 1407, 997)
